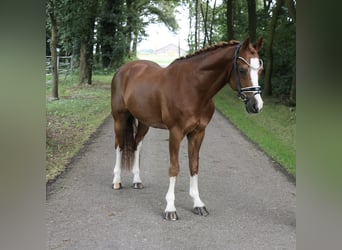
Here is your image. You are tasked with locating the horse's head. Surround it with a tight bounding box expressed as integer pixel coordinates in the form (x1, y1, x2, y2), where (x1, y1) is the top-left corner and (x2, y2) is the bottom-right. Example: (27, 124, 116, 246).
(230, 37, 264, 114)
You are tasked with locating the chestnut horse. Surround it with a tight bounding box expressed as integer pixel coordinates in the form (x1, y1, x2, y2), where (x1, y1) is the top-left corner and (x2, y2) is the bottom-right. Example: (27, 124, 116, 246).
(111, 37, 264, 220)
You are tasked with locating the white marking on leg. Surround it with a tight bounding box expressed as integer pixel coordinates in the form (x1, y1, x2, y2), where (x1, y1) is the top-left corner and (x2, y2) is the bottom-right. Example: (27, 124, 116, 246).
(165, 177, 177, 212)
(112, 147, 122, 185)
(132, 142, 142, 184)
(250, 58, 263, 111)
(189, 175, 205, 208)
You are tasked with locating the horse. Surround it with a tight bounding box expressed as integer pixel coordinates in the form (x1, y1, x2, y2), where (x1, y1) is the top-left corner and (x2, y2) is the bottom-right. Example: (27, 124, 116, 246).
(111, 37, 264, 221)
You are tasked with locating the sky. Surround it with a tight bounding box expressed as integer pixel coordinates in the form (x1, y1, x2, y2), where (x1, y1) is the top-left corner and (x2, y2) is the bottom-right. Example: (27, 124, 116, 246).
(137, 0, 223, 52)
(137, 5, 190, 51)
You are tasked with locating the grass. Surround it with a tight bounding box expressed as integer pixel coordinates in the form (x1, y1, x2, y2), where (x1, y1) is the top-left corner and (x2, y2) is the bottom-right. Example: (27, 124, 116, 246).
(214, 85, 296, 177)
(46, 72, 114, 183)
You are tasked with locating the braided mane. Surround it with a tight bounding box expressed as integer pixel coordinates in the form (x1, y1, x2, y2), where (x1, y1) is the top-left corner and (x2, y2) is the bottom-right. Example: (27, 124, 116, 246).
(170, 40, 240, 65)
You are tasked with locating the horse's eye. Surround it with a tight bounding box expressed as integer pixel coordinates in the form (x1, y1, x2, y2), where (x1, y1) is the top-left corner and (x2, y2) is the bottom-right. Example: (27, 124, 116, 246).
(239, 68, 247, 75)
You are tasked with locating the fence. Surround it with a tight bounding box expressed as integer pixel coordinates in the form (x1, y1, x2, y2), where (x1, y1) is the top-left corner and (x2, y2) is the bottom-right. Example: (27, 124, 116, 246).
(46, 55, 73, 83)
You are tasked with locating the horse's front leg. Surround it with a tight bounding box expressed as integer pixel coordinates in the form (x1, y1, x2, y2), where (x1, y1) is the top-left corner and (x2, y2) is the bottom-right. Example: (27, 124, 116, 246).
(187, 129, 209, 216)
(164, 128, 184, 221)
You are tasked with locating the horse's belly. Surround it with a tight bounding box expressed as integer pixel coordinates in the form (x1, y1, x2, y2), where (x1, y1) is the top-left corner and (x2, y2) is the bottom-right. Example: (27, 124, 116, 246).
(149, 122, 168, 129)
(133, 113, 167, 129)
(139, 117, 167, 129)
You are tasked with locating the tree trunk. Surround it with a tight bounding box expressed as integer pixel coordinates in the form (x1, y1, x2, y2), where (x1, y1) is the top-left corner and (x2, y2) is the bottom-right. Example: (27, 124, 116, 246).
(194, 0, 201, 50)
(125, 0, 133, 58)
(209, 0, 217, 45)
(79, 41, 88, 84)
(286, 0, 296, 105)
(48, 0, 59, 100)
(78, 9, 96, 85)
(226, 0, 234, 40)
(78, 41, 93, 85)
(247, 0, 257, 43)
(289, 64, 296, 106)
(264, 0, 284, 96)
(201, 0, 209, 47)
(132, 29, 139, 58)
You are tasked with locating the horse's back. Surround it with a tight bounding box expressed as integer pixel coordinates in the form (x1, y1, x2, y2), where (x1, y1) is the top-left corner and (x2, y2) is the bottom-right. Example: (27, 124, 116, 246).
(112, 60, 161, 92)
(114, 60, 161, 82)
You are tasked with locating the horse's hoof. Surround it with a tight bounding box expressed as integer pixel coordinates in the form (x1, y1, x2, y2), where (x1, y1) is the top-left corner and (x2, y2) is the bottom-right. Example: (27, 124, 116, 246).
(163, 211, 179, 221)
(112, 183, 122, 190)
(193, 206, 209, 216)
(132, 183, 144, 189)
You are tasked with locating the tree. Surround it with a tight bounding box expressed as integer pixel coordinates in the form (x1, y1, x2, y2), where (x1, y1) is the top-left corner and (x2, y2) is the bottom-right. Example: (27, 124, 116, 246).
(194, 0, 201, 50)
(226, 0, 234, 40)
(97, 0, 127, 68)
(47, 0, 59, 100)
(77, 0, 98, 84)
(188, 0, 222, 51)
(97, 0, 179, 67)
(208, 0, 217, 44)
(285, 0, 296, 105)
(246, 0, 257, 43)
(263, 0, 284, 96)
(200, 0, 217, 46)
(54, 0, 98, 84)
(201, 0, 209, 46)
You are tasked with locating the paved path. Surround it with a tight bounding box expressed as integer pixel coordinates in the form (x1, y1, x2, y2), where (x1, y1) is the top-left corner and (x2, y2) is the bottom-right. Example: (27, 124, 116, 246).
(46, 111, 296, 250)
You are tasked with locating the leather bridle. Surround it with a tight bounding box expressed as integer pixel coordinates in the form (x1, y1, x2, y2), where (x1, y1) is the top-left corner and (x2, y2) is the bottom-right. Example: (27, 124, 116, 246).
(228, 43, 263, 102)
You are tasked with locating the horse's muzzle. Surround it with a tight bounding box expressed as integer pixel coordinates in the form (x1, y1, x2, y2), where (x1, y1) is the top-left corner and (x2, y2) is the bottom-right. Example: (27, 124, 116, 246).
(245, 95, 263, 114)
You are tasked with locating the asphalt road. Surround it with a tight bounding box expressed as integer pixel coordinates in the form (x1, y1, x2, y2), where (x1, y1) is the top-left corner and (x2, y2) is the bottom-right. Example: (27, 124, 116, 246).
(46, 110, 296, 250)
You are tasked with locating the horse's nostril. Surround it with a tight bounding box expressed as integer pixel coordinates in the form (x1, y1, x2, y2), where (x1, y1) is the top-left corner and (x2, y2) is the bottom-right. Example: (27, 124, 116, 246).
(253, 104, 258, 112)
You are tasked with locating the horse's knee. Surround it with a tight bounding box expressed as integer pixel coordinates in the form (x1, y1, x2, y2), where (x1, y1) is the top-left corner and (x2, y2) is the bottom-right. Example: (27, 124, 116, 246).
(169, 164, 179, 177)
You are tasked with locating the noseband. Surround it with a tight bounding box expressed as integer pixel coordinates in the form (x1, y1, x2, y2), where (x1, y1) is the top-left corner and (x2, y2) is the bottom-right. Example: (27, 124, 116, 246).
(229, 43, 263, 102)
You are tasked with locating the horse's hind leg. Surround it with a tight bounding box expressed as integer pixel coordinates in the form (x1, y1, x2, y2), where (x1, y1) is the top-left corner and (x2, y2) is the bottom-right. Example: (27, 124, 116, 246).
(112, 146, 122, 190)
(131, 122, 149, 189)
(112, 112, 130, 190)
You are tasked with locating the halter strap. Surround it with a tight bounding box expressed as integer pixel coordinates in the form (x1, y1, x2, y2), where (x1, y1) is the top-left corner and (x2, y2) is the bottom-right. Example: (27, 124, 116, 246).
(231, 43, 262, 102)
(237, 57, 263, 70)
(233, 43, 242, 95)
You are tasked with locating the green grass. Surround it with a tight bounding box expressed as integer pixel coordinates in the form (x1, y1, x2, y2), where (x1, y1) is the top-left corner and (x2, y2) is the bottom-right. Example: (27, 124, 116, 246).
(46, 72, 114, 183)
(214, 85, 296, 177)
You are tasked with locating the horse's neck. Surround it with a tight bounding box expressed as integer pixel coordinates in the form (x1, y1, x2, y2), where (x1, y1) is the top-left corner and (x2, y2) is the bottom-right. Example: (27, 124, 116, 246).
(193, 47, 234, 101)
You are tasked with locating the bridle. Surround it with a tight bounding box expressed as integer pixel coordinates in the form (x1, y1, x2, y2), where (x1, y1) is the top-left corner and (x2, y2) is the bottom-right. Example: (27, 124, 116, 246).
(228, 43, 263, 102)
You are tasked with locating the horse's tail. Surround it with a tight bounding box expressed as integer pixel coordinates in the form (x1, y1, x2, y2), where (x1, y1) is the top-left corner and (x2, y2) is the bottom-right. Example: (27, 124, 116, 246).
(121, 114, 136, 171)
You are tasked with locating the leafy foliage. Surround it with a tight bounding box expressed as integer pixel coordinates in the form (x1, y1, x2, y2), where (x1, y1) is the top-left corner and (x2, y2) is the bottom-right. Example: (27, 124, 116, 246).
(269, 8, 295, 98)
(46, 0, 295, 100)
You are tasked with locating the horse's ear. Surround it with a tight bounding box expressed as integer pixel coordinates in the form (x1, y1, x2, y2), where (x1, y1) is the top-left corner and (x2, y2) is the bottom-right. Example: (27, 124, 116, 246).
(242, 37, 250, 50)
(254, 37, 263, 51)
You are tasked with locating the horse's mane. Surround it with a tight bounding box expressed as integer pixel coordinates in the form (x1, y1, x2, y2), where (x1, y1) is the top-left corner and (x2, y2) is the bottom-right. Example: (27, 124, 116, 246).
(170, 40, 240, 65)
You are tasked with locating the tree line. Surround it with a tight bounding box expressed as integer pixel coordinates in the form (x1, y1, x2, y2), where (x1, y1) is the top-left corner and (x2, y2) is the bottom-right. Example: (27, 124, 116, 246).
(46, 0, 296, 105)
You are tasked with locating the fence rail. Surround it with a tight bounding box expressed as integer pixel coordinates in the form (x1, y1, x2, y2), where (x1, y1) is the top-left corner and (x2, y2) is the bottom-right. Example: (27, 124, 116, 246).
(46, 56, 73, 83)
